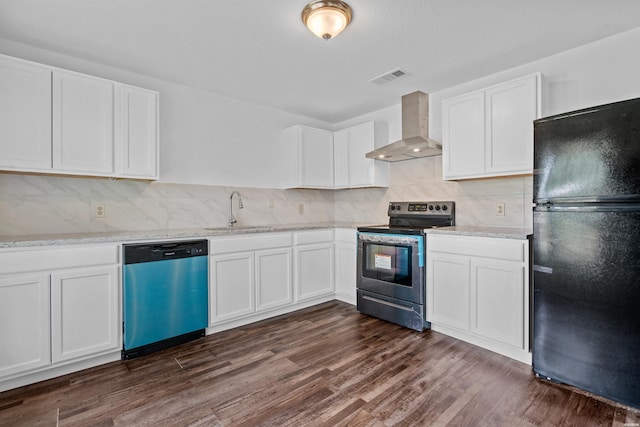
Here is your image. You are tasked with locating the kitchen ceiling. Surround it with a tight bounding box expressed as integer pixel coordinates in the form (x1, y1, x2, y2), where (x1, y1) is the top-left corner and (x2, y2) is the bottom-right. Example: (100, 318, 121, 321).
(0, 0, 639, 123)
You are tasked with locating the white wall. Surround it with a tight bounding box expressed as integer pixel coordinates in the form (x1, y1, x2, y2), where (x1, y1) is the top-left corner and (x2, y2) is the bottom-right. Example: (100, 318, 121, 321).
(0, 38, 332, 189)
(334, 27, 640, 229)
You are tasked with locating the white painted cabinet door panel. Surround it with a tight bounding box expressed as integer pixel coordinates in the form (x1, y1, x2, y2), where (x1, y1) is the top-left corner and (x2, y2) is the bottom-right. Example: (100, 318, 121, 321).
(117, 85, 159, 179)
(485, 76, 538, 174)
(295, 243, 334, 301)
(427, 253, 470, 330)
(442, 91, 485, 179)
(0, 274, 50, 378)
(50, 266, 120, 363)
(299, 126, 334, 188)
(210, 252, 255, 323)
(0, 56, 52, 171)
(346, 122, 375, 187)
(333, 128, 349, 188)
(334, 242, 357, 303)
(470, 260, 525, 348)
(52, 70, 114, 174)
(256, 248, 292, 311)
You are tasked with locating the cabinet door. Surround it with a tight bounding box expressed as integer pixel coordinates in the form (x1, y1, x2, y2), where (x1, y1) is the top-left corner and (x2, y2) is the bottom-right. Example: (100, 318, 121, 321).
(52, 70, 114, 174)
(117, 85, 159, 179)
(470, 259, 525, 348)
(334, 241, 357, 303)
(346, 122, 376, 187)
(50, 266, 120, 363)
(295, 243, 334, 301)
(427, 252, 470, 330)
(0, 274, 50, 378)
(299, 126, 334, 188)
(210, 252, 255, 323)
(256, 248, 292, 311)
(0, 56, 52, 171)
(333, 129, 349, 188)
(485, 75, 538, 174)
(442, 91, 485, 179)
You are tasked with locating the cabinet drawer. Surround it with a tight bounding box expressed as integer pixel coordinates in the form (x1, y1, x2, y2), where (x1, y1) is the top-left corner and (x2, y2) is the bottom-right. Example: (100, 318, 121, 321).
(427, 235, 525, 262)
(209, 233, 292, 255)
(294, 229, 334, 245)
(0, 244, 119, 275)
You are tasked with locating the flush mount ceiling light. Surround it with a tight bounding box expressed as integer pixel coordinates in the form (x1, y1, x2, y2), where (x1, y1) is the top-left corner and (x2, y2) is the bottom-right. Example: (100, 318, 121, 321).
(301, 0, 353, 41)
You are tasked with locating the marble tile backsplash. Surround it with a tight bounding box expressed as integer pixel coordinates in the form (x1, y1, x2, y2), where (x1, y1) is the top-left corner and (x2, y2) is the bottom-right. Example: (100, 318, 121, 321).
(0, 157, 533, 236)
(334, 156, 533, 228)
(0, 174, 335, 236)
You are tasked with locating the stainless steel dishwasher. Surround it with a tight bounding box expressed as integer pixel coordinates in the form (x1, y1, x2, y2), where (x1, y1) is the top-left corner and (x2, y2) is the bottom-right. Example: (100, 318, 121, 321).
(122, 240, 208, 359)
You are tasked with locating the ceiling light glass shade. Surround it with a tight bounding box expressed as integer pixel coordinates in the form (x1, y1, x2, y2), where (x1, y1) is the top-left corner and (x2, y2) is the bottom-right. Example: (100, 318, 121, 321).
(301, 1, 352, 40)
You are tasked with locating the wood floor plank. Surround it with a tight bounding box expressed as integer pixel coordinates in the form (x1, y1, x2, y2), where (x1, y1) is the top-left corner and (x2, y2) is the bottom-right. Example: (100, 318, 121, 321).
(1, 301, 638, 426)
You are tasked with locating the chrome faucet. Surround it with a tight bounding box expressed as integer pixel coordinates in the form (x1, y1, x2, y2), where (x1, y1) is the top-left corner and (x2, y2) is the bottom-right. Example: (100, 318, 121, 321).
(228, 191, 244, 227)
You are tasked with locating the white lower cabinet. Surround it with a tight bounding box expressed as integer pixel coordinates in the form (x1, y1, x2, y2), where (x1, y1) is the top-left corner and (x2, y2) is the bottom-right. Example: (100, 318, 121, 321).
(0, 244, 121, 392)
(256, 248, 293, 311)
(208, 229, 347, 332)
(210, 251, 255, 322)
(470, 259, 525, 348)
(294, 230, 334, 301)
(428, 253, 470, 330)
(0, 274, 50, 378)
(334, 228, 357, 304)
(50, 266, 120, 363)
(427, 234, 530, 364)
(209, 233, 293, 325)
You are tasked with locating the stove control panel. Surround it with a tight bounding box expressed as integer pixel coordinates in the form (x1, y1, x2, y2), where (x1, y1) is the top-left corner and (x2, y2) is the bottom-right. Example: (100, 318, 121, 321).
(388, 201, 455, 216)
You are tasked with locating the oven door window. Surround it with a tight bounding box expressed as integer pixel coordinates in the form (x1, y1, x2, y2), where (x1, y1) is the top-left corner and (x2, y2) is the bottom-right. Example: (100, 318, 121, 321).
(362, 242, 412, 286)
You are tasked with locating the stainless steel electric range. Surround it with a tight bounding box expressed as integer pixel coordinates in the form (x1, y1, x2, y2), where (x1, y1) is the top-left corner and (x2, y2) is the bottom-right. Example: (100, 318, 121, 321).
(356, 201, 455, 331)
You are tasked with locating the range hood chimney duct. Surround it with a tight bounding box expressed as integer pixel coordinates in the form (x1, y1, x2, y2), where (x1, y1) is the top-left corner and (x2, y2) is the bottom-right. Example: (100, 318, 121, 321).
(366, 91, 442, 162)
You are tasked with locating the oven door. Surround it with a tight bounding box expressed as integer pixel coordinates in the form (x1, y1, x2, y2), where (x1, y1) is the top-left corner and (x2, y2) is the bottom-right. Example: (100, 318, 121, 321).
(357, 232, 424, 304)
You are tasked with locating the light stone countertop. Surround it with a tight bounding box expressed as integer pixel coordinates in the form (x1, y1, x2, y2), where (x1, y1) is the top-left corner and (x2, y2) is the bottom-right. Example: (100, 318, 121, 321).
(0, 223, 534, 248)
(424, 226, 532, 240)
(0, 222, 362, 248)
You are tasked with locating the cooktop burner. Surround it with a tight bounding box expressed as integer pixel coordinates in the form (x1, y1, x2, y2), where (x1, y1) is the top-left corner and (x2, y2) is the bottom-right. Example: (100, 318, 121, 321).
(358, 201, 455, 233)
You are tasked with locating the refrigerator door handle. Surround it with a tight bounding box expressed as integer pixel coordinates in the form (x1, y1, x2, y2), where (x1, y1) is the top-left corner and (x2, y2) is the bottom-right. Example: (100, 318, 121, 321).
(533, 265, 553, 274)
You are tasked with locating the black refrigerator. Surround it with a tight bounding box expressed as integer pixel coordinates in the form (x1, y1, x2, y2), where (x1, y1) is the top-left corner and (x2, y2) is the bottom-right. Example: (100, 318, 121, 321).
(533, 97, 640, 409)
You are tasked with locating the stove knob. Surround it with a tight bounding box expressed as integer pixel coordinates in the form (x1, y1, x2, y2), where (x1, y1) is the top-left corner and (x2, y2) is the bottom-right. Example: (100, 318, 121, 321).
(390, 204, 396, 211)
(442, 205, 448, 211)
(395, 204, 402, 211)
(428, 205, 434, 211)
(435, 205, 441, 211)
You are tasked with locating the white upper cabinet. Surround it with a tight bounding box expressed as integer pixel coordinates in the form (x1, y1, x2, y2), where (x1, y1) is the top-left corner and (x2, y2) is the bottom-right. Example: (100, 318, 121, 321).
(284, 121, 389, 189)
(442, 73, 541, 180)
(0, 53, 159, 180)
(0, 56, 52, 171)
(334, 121, 389, 188)
(53, 70, 115, 175)
(284, 125, 334, 188)
(442, 92, 485, 178)
(116, 84, 159, 179)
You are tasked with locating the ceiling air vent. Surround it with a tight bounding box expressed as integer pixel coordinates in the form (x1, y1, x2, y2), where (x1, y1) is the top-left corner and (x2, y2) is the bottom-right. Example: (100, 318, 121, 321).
(370, 68, 408, 85)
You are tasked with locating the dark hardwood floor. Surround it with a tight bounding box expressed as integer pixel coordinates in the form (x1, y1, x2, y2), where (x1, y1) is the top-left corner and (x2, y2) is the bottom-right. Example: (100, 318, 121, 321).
(1, 301, 638, 426)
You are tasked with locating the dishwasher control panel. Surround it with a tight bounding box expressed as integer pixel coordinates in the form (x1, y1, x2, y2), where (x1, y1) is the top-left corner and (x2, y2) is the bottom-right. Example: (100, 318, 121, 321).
(123, 239, 208, 264)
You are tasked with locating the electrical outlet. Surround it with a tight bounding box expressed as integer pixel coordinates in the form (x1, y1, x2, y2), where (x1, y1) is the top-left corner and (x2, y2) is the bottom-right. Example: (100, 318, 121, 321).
(496, 203, 505, 216)
(92, 202, 105, 218)
(298, 204, 305, 214)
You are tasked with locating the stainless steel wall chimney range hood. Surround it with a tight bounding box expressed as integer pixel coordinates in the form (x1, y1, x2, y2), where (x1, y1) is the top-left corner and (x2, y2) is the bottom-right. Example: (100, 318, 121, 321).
(366, 91, 442, 162)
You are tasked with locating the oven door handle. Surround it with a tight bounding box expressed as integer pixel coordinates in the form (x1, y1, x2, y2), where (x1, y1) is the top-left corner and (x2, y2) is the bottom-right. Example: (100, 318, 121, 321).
(362, 295, 414, 312)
